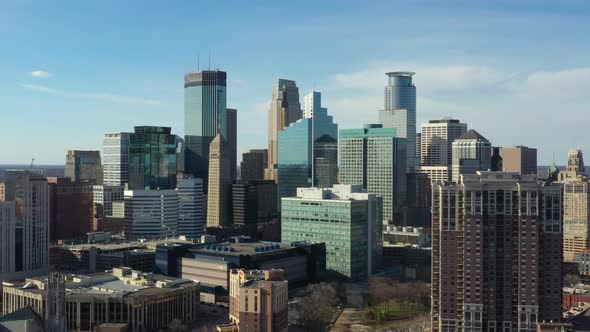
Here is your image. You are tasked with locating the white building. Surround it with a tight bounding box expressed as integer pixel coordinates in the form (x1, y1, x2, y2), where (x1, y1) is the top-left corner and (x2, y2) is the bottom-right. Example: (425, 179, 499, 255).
(420, 119, 467, 167)
(102, 132, 130, 186)
(124, 189, 178, 239)
(177, 177, 204, 239)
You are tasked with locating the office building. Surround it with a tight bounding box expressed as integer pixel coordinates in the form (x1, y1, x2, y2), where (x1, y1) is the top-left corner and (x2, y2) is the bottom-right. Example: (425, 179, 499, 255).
(92, 185, 124, 231)
(339, 125, 406, 223)
(65, 150, 103, 184)
(265, 79, 302, 182)
(1, 170, 50, 281)
(48, 177, 94, 241)
(379, 71, 416, 172)
(232, 180, 277, 228)
(559, 149, 586, 181)
(2, 268, 200, 332)
(278, 91, 337, 199)
(240, 149, 268, 181)
(563, 181, 590, 261)
(451, 129, 492, 181)
(0, 182, 5, 202)
(184, 70, 227, 188)
(128, 126, 178, 190)
(281, 185, 382, 280)
(420, 119, 468, 167)
(0, 202, 16, 277)
(207, 134, 232, 228)
(225, 269, 288, 332)
(227, 108, 238, 181)
(431, 172, 563, 331)
(102, 132, 131, 186)
(382, 225, 431, 282)
(123, 189, 178, 239)
(497, 146, 538, 175)
(177, 176, 205, 239)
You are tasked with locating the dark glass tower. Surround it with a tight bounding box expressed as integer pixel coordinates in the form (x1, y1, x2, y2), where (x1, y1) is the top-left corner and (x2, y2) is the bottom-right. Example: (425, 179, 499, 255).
(184, 70, 227, 190)
(128, 126, 178, 190)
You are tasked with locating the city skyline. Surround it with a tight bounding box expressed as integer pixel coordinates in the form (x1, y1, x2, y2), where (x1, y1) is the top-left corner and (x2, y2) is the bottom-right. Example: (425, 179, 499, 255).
(2, 1, 590, 164)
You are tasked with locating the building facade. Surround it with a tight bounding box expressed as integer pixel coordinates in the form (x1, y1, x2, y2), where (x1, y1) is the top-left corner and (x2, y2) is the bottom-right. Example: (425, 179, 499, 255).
(559, 149, 586, 181)
(92, 185, 124, 232)
(48, 177, 94, 241)
(177, 177, 205, 239)
(227, 108, 238, 182)
(380, 71, 416, 172)
(339, 125, 407, 223)
(240, 149, 268, 181)
(123, 189, 178, 239)
(65, 150, 103, 184)
(232, 180, 278, 228)
(0, 202, 16, 277)
(281, 185, 382, 280)
(102, 132, 131, 186)
(265, 79, 302, 182)
(451, 129, 492, 182)
(497, 146, 538, 175)
(207, 134, 232, 228)
(563, 181, 590, 261)
(128, 126, 178, 190)
(431, 172, 563, 332)
(184, 70, 227, 188)
(420, 119, 468, 167)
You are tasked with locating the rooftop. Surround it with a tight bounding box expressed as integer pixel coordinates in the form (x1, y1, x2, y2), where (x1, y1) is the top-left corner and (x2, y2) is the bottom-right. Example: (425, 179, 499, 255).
(57, 237, 195, 252)
(385, 71, 415, 77)
(456, 129, 488, 141)
(193, 241, 287, 256)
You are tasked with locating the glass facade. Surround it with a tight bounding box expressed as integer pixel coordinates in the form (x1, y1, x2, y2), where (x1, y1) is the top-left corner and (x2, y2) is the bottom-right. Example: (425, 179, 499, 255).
(128, 126, 178, 190)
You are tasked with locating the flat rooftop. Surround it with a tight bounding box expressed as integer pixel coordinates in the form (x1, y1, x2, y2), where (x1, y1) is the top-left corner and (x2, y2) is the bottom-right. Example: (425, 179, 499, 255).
(193, 241, 288, 256)
(57, 237, 195, 252)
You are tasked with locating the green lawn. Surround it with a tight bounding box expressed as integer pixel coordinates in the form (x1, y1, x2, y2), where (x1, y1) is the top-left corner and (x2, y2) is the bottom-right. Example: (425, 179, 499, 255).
(362, 302, 428, 326)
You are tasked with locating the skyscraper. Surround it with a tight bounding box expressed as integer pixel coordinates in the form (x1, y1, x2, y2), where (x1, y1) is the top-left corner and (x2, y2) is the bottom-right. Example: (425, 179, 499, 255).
(277, 92, 337, 199)
(207, 134, 232, 227)
(65, 150, 103, 184)
(177, 176, 205, 239)
(431, 171, 563, 331)
(451, 129, 492, 181)
(227, 108, 238, 182)
(305, 92, 338, 188)
(123, 189, 178, 239)
(563, 181, 590, 261)
(48, 177, 93, 241)
(266, 79, 302, 182)
(281, 185, 382, 280)
(498, 146, 538, 175)
(379, 71, 416, 171)
(559, 148, 585, 181)
(232, 179, 278, 227)
(102, 132, 130, 186)
(339, 125, 407, 223)
(128, 126, 178, 190)
(418, 119, 467, 182)
(0, 202, 16, 277)
(240, 149, 268, 181)
(184, 70, 227, 187)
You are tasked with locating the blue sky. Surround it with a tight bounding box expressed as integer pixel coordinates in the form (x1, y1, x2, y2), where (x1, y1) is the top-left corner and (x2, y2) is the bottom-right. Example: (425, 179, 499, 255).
(1, 0, 589, 165)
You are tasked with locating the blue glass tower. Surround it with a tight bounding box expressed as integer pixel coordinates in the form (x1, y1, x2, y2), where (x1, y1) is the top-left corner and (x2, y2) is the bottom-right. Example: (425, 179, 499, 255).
(128, 126, 178, 190)
(184, 70, 227, 190)
(278, 92, 338, 200)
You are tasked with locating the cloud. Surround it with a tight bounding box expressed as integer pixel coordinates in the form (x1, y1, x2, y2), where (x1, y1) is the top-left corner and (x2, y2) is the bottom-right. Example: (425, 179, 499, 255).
(30, 70, 51, 78)
(21, 84, 161, 106)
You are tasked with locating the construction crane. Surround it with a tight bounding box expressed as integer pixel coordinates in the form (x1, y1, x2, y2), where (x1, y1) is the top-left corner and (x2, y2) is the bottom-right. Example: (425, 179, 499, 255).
(30, 158, 35, 169)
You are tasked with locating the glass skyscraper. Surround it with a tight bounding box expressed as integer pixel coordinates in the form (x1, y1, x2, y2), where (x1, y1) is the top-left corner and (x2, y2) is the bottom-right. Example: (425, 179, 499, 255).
(184, 70, 227, 189)
(128, 126, 178, 190)
(278, 92, 337, 200)
(339, 125, 407, 223)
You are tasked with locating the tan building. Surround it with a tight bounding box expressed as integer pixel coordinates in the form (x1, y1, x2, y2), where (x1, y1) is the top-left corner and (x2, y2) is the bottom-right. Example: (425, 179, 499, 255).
(498, 146, 537, 175)
(2, 267, 200, 332)
(226, 269, 288, 332)
(417, 165, 449, 183)
(559, 149, 585, 181)
(563, 181, 590, 261)
(207, 134, 232, 227)
(0, 182, 5, 202)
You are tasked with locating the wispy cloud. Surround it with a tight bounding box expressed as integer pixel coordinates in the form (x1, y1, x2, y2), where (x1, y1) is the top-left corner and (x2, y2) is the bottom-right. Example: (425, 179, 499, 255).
(21, 84, 160, 106)
(30, 70, 51, 78)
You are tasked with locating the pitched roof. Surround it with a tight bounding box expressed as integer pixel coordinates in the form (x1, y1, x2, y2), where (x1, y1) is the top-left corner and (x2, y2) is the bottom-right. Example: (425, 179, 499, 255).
(0, 306, 45, 332)
(457, 129, 488, 141)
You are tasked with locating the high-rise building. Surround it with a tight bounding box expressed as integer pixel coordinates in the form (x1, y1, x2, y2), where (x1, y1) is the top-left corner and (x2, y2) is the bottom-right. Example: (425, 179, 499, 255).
(227, 108, 238, 182)
(338, 125, 406, 223)
(0, 202, 16, 277)
(420, 119, 468, 167)
(225, 269, 288, 332)
(184, 70, 227, 188)
(278, 91, 337, 199)
(232, 180, 278, 228)
(102, 132, 130, 186)
(65, 150, 103, 184)
(451, 129, 492, 182)
(128, 126, 178, 190)
(379, 71, 416, 172)
(559, 149, 585, 181)
(431, 171, 563, 331)
(281, 185, 382, 280)
(240, 149, 268, 181)
(177, 176, 205, 239)
(563, 181, 590, 261)
(123, 189, 178, 239)
(2, 170, 50, 279)
(497, 146, 538, 175)
(48, 177, 93, 241)
(265, 79, 302, 182)
(0, 182, 5, 202)
(207, 134, 232, 228)
(92, 185, 124, 231)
